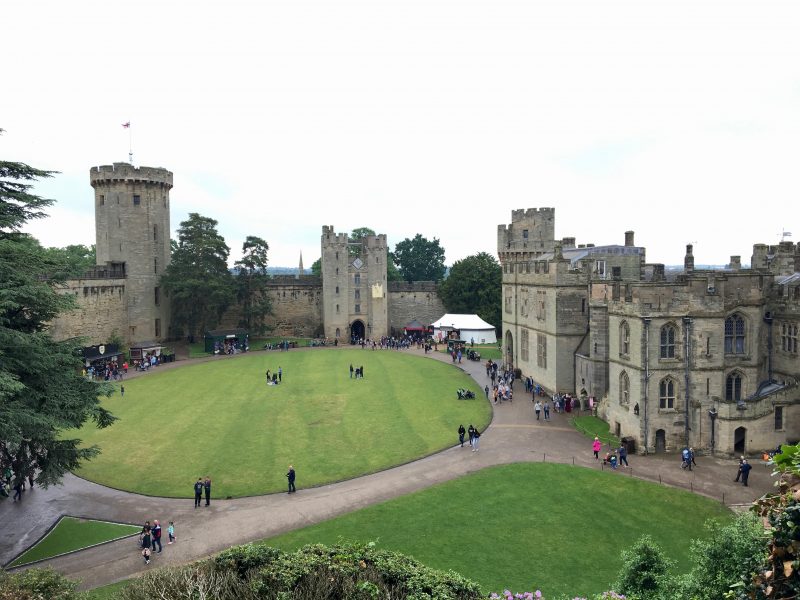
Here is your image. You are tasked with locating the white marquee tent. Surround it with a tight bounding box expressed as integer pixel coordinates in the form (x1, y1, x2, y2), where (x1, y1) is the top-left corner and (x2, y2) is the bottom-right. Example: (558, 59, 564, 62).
(431, 313, 497, 345)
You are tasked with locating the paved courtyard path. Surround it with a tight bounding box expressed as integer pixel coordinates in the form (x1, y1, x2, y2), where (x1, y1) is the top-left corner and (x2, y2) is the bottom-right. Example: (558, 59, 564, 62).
(0, 347, 775, 590)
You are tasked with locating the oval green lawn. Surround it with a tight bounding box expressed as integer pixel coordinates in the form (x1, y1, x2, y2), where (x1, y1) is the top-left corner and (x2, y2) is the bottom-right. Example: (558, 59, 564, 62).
(259, 463, 733, 598)
(72, 349, 489, 497)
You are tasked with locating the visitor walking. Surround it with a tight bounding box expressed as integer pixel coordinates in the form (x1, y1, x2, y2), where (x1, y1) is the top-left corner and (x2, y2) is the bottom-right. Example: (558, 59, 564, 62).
(740, 459, 752, 486)
(168, 521, 176, 544)
(543, 401, 550, 420)
(278, 367, 282, 382)
(689, 447, 697, 468)
(204, 476, 212, 506)
(121, 385, 125, 397)
(534, 400, 542, 420)
(468, 424, 476, 447)
(12, 481, 22, 502)
(349, 364, 354, 378)
(734, 456, 745, 482)
(618, 443, 629, 467)
(471, 428, 481, 452)
(287, 465, 296, 493)
(592, 437, 601, 460)
(194, 478, 203, 508)
(681, 447, 692, 470)
(151, 520, 162, 553)
(458, 424, 466, 447)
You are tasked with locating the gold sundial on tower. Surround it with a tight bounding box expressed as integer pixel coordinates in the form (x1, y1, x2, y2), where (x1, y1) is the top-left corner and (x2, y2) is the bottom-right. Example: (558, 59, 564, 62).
(352, 257, 363, 269)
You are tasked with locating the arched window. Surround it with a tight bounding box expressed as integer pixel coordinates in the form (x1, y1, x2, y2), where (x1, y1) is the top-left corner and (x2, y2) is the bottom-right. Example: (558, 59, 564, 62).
(725, 314, 746, 354)
(659, 377, 676, 409)
(619, 371, 630, 405)
(660, 324, 676, 358)
(619, 321, 630, 356)
(726, 371, 743, 402)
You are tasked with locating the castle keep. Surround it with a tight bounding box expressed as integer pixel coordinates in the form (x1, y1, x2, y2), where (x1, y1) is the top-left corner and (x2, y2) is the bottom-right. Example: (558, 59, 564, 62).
(50, 163, 444, 346)
(499, 208, 800, 456)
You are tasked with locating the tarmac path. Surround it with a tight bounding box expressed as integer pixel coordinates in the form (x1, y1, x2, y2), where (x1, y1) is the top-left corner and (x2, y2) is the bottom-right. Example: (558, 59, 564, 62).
(0, 346, 774, 590)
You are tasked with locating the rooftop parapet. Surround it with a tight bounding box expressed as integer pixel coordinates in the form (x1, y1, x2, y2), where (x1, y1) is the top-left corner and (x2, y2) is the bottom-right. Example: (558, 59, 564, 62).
(90, 163, 172, 187)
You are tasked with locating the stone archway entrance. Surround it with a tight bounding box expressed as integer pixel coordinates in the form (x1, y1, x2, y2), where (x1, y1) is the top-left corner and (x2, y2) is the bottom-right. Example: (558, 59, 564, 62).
(350, 320, 365, 343)
(505, 330, 514, 369)
(734, 426, 747, 454)
(655, 429, 666, 453)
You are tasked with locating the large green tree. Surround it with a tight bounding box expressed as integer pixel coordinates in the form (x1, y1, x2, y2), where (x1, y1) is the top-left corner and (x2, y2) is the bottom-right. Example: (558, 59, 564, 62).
(234, 236, 273, 335)
(160, 213, 234, 341)
(437, 252, 501, 332)
(391, 234, 446, 283)
(44, 243, 95, 278)
(0, 143, 115, 489)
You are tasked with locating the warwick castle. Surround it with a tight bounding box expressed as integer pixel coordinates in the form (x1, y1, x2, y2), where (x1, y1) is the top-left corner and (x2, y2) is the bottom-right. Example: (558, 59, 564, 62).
(51, 163, 799, 457)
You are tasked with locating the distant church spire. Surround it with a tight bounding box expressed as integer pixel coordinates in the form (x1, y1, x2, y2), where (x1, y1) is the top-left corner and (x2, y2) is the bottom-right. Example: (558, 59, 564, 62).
(297, 251, 304, 279)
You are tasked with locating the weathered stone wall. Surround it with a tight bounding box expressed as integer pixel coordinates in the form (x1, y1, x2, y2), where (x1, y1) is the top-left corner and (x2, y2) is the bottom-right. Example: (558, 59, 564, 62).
(216, 276, 323, 337)
(49, 278, 128, 344)
(387, 281, 445, 332)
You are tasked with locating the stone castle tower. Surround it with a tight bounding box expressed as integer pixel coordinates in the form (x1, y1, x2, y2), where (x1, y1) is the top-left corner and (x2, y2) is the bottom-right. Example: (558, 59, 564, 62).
(92, 163, 172, 342)
(321, 226, 388, 341)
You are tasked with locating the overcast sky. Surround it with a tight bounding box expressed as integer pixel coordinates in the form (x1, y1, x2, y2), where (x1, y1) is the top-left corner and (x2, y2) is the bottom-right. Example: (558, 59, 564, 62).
(5, 0, 799, 268)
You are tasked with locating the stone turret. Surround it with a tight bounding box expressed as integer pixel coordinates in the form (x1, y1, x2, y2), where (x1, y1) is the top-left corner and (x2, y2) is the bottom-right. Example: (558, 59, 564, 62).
(91, 163, 172, 342)
(497, 207, 556, 259)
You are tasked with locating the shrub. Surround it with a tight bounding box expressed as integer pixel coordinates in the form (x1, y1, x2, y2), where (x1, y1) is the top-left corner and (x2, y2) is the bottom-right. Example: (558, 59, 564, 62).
(0, 568, 78, 600)
(121, 541, 482, 600)
(612, 535, 673, 598)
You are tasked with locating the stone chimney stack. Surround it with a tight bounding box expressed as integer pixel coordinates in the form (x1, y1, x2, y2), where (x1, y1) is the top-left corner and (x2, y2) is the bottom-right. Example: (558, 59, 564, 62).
(751, 244, 768, 270)
(729, 255, 741, 270)
(652, 264, 665, 281)
(624, 231, 635, 247)
(561, 237, 576, 249)
(684, 244, 695, 273)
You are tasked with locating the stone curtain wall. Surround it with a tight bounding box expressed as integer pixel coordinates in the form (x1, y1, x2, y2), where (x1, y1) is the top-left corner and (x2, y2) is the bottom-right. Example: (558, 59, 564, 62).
(216, 276, 324, 338)
(49, 278, 128, 344)
(387, 282, 445, 333)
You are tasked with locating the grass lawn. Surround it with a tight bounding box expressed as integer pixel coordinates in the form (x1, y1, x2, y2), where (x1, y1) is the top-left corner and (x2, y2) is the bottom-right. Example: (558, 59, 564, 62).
(259, 463, 731, 598)
(8, 517, 139, 568)
(572, 415, 621, 448)
(71, 349, 489, 497)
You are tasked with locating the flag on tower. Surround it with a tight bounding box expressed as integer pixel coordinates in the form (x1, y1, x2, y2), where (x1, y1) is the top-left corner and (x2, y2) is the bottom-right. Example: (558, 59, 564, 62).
(122, 122, 130, 128)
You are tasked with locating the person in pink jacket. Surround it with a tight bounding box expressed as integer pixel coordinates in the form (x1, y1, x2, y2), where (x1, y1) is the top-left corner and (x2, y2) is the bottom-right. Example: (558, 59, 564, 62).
(592, 436, 602, 460)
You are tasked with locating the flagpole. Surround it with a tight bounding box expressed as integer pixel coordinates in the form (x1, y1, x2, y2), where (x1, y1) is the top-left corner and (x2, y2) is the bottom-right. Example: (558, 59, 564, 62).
(128, 124, 133, 165)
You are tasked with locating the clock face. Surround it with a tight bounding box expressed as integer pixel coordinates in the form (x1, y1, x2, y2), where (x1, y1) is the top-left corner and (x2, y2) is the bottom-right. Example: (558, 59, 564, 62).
(352, 257, 363, 270)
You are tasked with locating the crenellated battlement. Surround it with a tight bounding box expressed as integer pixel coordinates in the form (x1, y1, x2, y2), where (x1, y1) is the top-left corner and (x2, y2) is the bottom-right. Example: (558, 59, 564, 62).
(91, 163, 172, 188)
(509, 207, 555, 222)
(498, 207, 557, 256)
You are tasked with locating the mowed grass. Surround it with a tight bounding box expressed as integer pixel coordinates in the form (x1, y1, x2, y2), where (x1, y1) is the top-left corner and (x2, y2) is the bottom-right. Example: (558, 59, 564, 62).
(573, 415, 621, 448)
(71, 349, 489, 497)
(260, 463, 732, 598)
(9, 517, 139, 567)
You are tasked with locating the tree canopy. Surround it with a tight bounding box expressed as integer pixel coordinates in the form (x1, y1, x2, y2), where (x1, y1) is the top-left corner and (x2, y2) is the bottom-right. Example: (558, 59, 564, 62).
(160, 213, 234, 341)
(437, 252, 501, 332)
(0, 140, 115, 489)
(234, 236, 273, 335)
(392, 234, 446, 283)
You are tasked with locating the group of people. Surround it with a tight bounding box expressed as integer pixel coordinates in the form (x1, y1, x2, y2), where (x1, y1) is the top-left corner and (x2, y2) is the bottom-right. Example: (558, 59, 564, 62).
(1, 467, 34, 502)
(457, 424, 481, 451)
(83, 359, 127, 381)
(592, 437, 630, 470)
(265, 367, 283, 385)
(349, 364, 365, 378)
(193, 476, 213, 508)
(139, 519, 176, 564)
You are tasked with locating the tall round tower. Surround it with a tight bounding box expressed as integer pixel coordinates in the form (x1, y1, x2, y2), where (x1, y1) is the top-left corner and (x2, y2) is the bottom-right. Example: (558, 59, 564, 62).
(91, 163, 172, 343)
